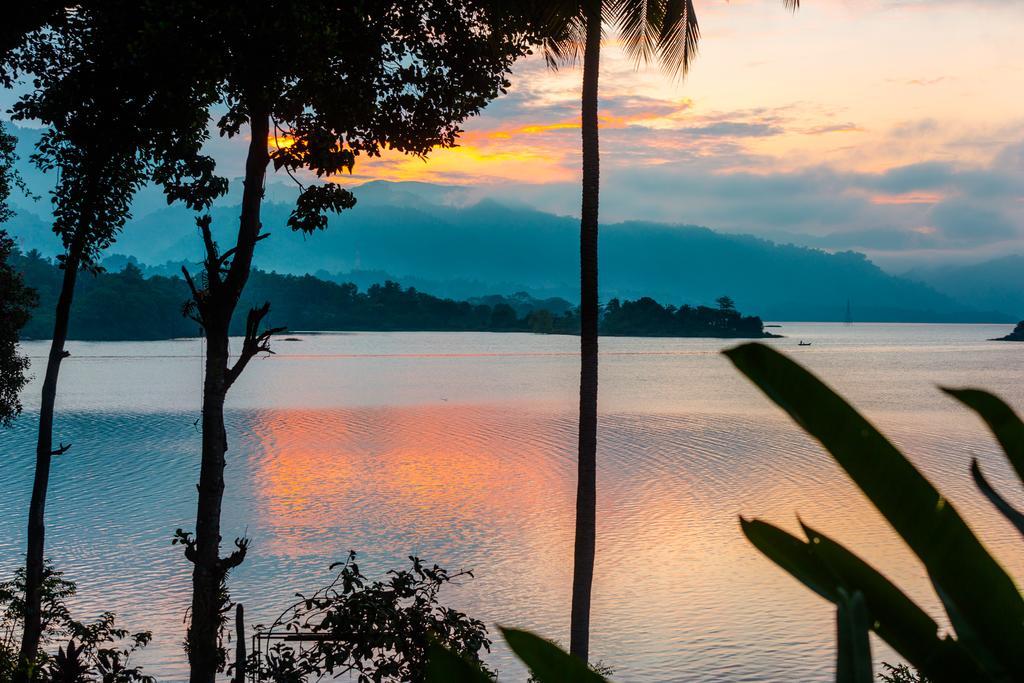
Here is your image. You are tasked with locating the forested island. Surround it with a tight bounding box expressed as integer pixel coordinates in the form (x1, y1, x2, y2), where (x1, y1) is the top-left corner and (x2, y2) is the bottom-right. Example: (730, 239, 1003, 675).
(992, 321, 1024, 341)
(12, 249, 776, 341)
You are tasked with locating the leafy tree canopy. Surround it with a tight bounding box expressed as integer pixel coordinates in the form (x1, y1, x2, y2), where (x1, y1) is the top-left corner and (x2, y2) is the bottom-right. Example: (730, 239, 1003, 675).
(6, 2, 225, 268)
(183, 0, 535, 233)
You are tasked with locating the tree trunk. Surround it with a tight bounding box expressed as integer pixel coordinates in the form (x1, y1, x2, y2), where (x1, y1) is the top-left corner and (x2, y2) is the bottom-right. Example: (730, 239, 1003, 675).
(188, 329, 230, 683)
(17, 235, 84, 680)
(569, 5, 601, 665)
(187, 106, 269, 683)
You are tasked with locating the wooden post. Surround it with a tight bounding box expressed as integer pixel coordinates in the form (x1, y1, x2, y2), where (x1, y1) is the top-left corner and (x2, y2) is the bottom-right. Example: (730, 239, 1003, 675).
(234, 603, 246, 683)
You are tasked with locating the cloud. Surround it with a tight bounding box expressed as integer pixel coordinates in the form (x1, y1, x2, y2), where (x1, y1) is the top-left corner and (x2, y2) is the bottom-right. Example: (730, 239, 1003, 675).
(929, 201, 1018, 242)
(869, 161, 956, 193)
(804, 123, 864, 135)
(683, 121, 784, 138)
(467, 133, 1024, 264)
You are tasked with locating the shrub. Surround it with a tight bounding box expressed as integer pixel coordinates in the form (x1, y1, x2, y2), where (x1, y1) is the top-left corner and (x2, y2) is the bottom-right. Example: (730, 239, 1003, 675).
(250, 553, 492, 683)
(0, 562, 152, 682)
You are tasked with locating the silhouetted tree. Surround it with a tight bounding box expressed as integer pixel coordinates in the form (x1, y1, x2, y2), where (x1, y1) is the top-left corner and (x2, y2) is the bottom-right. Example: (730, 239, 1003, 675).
(535, 0, 699, 662)
(0, 124, 37, 428)
(171, 5, 530, 681)
(538, 0, 799, 662)
(490, 303, 519, 329)
(4, 7, 222, 674)
(716, 295, 736, 312)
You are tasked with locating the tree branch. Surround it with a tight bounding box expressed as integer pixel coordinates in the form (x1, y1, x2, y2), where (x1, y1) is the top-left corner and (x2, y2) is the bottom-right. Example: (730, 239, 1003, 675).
(225, 302, 286, 388)
(180, 266, 205, 325)
(173, 528, 199, 564)
(197, 214, 223, 291)
(50, 442, 72, 456)
(217, 232, 269, 269)
(219, 537, 250, 572)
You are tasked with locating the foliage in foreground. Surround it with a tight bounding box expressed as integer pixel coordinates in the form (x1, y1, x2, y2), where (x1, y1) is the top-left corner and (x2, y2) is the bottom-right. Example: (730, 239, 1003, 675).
(0, 562, 152, 682)
(0, 230, 36, 426)
(724, 342, 1024, 682)
(879, 663, 929, 683)
(249, 553, 492, 683)
(427, 628, 611, 683)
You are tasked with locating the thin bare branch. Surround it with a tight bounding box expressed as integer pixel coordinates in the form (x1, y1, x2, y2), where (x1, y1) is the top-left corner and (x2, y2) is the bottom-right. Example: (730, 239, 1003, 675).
(50, 442, 72, 456)
(225, 302, 287, 388)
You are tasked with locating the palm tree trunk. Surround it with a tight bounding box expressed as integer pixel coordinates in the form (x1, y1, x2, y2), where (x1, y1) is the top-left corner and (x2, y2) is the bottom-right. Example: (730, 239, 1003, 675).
(17, 232, 85, 679)
(187, 105, 268, 683)
(570, 4, 601, 665)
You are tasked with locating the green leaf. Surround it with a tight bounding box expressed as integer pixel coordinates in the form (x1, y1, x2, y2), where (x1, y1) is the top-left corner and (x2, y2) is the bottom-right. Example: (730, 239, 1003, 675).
(741, 518, 985, 682)
(970, 459, 1024, 537)
(724, 343, 1024, 678)
(941, 388, 1024, 484)
(800, 522, 985, 683)
(426, 642, 494, 683)
(739, 517, 837, 602)
(500, 628, 609, 682)
(835, 588, 873, 683)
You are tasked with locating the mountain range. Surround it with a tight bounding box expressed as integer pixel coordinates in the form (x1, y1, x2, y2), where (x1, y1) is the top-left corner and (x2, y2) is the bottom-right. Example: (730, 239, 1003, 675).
(3, 128, 1018, 323)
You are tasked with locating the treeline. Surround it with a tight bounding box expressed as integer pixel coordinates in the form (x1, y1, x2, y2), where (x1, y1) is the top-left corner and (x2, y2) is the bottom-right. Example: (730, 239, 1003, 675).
(13, 250, 773, 340)
(12, 250, 572, 340)
(602, 296, 777, 338)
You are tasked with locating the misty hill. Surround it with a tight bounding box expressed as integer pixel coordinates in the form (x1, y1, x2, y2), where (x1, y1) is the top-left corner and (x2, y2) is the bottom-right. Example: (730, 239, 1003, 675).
(13, 250, 777, 341)
(5, 178, 1009, 322)
(13, 251, 572, 340)
(904, 255, 1024, 319)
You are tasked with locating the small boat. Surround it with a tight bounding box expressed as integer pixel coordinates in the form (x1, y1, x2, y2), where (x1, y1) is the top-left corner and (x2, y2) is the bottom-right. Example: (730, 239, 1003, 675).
(798, 340, 812, 346)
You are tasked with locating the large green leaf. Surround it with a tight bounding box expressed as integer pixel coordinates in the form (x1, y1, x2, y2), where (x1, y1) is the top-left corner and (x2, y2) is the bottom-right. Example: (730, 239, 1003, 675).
(835, 588, 872, 683)
(801, 522, 985, 682)
(725, 343, 1024, 678)
(970, 458, 1024, 537)
(942, 388, 1024, 484)
(740, 517, 837, 602)
(425, 642, 495, 683)
(741, 519, 985, 682)
(500, 628, 609, 683)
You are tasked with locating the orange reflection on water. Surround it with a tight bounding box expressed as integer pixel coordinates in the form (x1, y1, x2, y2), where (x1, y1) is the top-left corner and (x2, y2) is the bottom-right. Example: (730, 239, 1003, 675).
(248, 405, 578, 559)
(250, 409, 357, 525)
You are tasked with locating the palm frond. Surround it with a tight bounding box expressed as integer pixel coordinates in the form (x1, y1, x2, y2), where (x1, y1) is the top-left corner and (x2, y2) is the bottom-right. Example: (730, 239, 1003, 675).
(655, 0, 700, 78)
(536, 1, 589, 69)
(613, 0, 700, 78)
(615, 0, 662, 67)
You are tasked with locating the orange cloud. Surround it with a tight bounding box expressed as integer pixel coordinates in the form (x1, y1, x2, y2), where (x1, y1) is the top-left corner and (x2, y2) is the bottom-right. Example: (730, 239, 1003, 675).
(870, 192, 944, 206)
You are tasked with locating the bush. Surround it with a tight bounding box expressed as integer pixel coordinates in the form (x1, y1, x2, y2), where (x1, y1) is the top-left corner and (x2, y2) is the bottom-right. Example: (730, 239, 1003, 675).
(250, 553, 492, 683)
(0, 562, 153, 682)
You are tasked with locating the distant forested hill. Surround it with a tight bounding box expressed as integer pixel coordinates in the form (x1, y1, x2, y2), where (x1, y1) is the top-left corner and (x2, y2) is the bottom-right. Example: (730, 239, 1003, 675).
(4, 172, 1009, 322)
(12, 251, 777, 341)
(904, 255, 1024, 320)
(11, 251, 574, 340)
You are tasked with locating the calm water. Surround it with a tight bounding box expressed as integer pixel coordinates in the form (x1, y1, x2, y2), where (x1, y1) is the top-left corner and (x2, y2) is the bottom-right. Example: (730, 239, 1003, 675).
(2, 324, 1023, 682)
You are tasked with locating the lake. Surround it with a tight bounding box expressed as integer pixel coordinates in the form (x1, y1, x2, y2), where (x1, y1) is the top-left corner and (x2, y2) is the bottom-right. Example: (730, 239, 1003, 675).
(2, 324, 1023, 682)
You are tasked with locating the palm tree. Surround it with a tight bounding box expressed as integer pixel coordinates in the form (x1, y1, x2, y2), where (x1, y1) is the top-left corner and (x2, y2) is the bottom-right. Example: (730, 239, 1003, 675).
(539, 0, 798, 664)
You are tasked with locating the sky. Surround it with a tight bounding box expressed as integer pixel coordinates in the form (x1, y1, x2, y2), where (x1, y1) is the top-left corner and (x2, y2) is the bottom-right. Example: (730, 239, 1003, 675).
(322, 0, 1023, 269)
(5, 1, 1024, 270)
